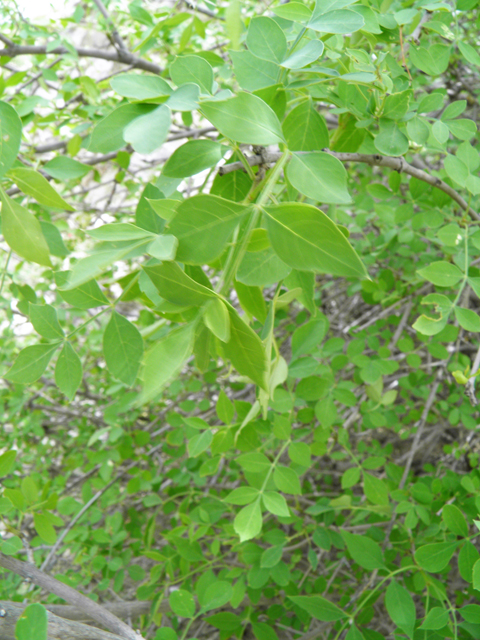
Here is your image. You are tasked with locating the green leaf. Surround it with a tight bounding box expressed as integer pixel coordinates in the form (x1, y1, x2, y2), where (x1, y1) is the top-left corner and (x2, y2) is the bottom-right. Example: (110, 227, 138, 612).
(413, 294, 452, 336)
(363, 472, 389, 506)
(286, 152, 351, 204)
(0, 100, 22, 178)
(237, 451, 271, 473)
(169, 590, 196, 618)
(410, 44, 451, 76)
(309, 9, 364, 33)
(166, 84, 200, 111)
(143, 262, 215, 307)
(34, 512, 57, 544)
(419, 607, 449, 630)
(415, 541, 459, 572)
(163, 140, 226, 178)
(40, 222, 69, 258)
(89, 104, 156, 153)
(103, 311, 144, 386)
(474, 558, 480, 591)
(235, 281, 267, 323)
(262, 491, 290, 517)
(110, 73, 172, 99)
(5, 343, 59, 384)
(289, 442, 311, 466)
(1, 535, 22, 555)
(448, 118, 477, 141)
(281, 40, 324, 69)
(459, 541, 479, 582)
(0, 190, 52, 266)
(202, 582, 233, 612)
(260, 544, 284, 568)
(201, 92, 285, 145)
(87, 223, 154, 241)
(291, 316, 328, 358)
(123, 104, 171, 154)
(407, 117, 429, 145)
(342, 531, 385, 570)
(55, 272, 109, 309)
(273, 2, 312, 21)
(0, 450, 16, 476)
(432, 120, 449, 145)
(345, 625, 366, 640)
(283, 101, 329, 151)
(167, 194, 249, 264)
(237, 247, 291, 287)
(147, 235, 178, 260)
(188, 430, 213, 457)
(139, 322, 195, 404)
(15, 603, 48, 640)
(273, 465, 301, 495)
(289, 595, 348, 621)
(205, 612, 242, 632)
(55, 342, 82, 400)
(417, 261, 463, 287)
(246, 17, 287, 64)
(454, 307, 480, 332)
(442, 504, 468, 537)
(459, 41, 480, 67)
(43, 157, 91, 181)
(171, 55, 213, 94)
(216, 389, 234, 424)
(8, 167, 74, 210)
(263, 203, 367, 277)
(234, 501, 262, 542)
(222, 304, 268, 390)
(374, 121, 409, 156)
(204, 298, 231, 342)
(29, 304, 64, 339)
(224, 487, 260, 505)
(385, 580, 416, 639)
(230, 51, 280, 92)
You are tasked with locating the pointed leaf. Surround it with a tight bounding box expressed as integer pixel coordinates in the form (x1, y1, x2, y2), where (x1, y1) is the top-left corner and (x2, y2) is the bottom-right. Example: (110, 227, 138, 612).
(246, 16, 287, 64)
(29, 304, 64, 339)
(273, 466, 301, 495)
(163, 140, 226, 178)
(0, 100, 22, 178)
(103, 311, 144, 386)
(170, 55, 213, 94)
(415, 542, 459, 572)
(144, 262, 215, 307)
(5, 343, 59, 384)
(263, 203, 367, 277)
(342, 531, 385, 569)
(201, 92, 285, 145)
(289, 595, 347, 621)
(286, 152, 351, 204)
(8, 167, 74, 210)
(234, 501, 262, 542)
(0, 190, 51, 266)
(204, 298, 231, 342)
(281, 40, 324, 69)
(283, 102, 329, 151)
(43, 157, 91, 181)
(262, 491, 290, 517)
(385, 580, 416, 639)
(55, 342, 82, 400)
(123, 104, 171, 154)
(89, 103, 156, 153)
(110, 73, 172, 99)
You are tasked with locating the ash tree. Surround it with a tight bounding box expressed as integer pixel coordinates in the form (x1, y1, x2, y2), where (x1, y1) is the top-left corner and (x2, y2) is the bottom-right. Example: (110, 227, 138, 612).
(1, 1, 480, 639)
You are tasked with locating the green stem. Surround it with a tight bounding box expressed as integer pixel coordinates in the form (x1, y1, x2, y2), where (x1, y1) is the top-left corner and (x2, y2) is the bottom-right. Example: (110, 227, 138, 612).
(0, 250, 12, 298)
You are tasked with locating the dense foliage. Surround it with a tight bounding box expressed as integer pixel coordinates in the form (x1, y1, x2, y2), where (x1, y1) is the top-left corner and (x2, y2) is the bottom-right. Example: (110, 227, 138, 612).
(2, 0, 480, 639)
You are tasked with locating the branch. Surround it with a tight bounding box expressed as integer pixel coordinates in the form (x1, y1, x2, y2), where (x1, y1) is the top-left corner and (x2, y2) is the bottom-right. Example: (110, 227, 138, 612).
(0, 44, 162, 75)
(0, 554, 144, 640)
(218, 150, 480, 220)
(0, 601, 124, 640)
(91, 0, 129, 53)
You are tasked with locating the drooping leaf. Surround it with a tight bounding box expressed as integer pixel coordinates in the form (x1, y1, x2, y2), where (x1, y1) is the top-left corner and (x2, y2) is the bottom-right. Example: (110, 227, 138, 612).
(55, 272, 109, 309)
(0, 190, 52, 266)
(103, 311, 144, 386)
(263, 203, 367, 277)
(204, 298, 231, 342)
(200, 92, 285, 145)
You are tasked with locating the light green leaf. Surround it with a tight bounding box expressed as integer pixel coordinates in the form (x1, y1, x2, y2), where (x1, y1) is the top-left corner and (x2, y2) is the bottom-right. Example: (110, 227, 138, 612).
(417, 261, 463, 287)
(374, 121, 409, 156)
(410, 44, 451, 76)
(110, 73, 172, 99)
(415, 541, 459, 572)
(188, 430, 213, 457)
(459, 41, 480, 67)
(419, 607, 449, 630)
(246, 16, 287, 64)
(385, 580, 416, 639)
(139, 322, 195, 405)
(202, 582, 233, 612)
(0, 100, 22, 178)
(432, 120, 450, 145)
(263, 203, 367, 277)
(204, 298, 231, 342)
(289, 442, 311, 467)
(147, 235, 178, 260)
(166, 194, 249, 264)
(5, 343, 59, 384)
(170, 55, 213, 94)
(169, 590, 196, 618)
(43, 157, 91, 181)
(289, 595, 347, 621)
(224, 487, 260, 505)
(166, 83, 200, 111)
(363, 472, 389, 506)
(234, 501, 262, 542)
(234, 281, 267, 322)
(448, 118, 477, 141)
(40, 221, 69, 258)
(407, 117, 429, 145)
(55, 342, 82, 400)
(143, 262, 215, 307)
(33, 512, 57, 544)
(342, 531, 386, 570)
(15, 603, 48, 640)
(123, 104, 171, 154)
(413, 294, 452, 336)
(442, 504, 469, 537)
(8, 167, 74, 210)
(273, 465, 301, 495)
(309, 9, 364, 33)
(237, 246, 291, 287)
(230, 51, 280, 92)
(55, 272, 109, 309)
(286, 152, 351, 204)
(222, 304, 268, 390)
(103, 311, 144, 386)
(201, 92, 285, 145)
(0, 190, 52, 266)
(444, 154, 468, 187)
(0, 450, 16, 476)
(89, 104, 156, 153)
(262, 491, 290, 517)
(260, 544, 284, 568)
(273, 2, 312, 21)
(291, 316, 328, 357)
(29, 304, 64, 339)
(283, 101, 329, 151)
(216, 389, 234, 424)
(163, 139, 226, 178)
(281, 40, 324, 69)
(87, 223, 154, 241)
(454, 307, 480, 332)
